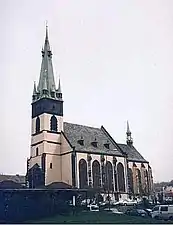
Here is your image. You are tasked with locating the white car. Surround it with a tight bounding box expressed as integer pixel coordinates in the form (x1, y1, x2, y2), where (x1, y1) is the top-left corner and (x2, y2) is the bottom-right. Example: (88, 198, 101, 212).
(104, 207, 124, 214)
(113, 199, 137, 206)
(87, 204, 99, 212)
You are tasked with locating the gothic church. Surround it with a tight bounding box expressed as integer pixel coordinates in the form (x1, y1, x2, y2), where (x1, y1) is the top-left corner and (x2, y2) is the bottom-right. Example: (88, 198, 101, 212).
(27, 26, 153, 200)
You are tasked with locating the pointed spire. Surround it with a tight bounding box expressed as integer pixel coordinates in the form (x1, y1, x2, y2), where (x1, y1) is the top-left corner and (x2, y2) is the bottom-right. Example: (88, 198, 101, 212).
(37, 25, 56, 99)
(44, 22, 50, 52)
(32, 81, 37, 101)
(33, 81, 37, 95)
(56, 76, 63, 99)
(126, 120, 133, 146)
(126, 121, 131, 135)
(45, 21, 48, 41)
(57, 77, 62, 93)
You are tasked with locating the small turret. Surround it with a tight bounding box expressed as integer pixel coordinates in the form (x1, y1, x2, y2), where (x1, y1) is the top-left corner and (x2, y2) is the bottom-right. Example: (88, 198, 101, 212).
(56, 78, 62, 99)
(32, 81, 37, 101)
(126, 121, 133, 146)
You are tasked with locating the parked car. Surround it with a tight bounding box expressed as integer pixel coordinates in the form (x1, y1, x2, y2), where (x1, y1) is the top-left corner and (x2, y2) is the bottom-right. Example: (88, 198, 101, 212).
(151, 205, 173, 220)
(104, 208, 124, 214)
(113, 199, 137, 206)
(87, 204, 99, 212)
(125, 208, 147, 217)
(144, 208, 152, 216)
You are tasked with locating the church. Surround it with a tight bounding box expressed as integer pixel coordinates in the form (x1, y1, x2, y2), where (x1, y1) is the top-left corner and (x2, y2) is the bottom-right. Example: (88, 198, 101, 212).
(26, 26, 154, 200)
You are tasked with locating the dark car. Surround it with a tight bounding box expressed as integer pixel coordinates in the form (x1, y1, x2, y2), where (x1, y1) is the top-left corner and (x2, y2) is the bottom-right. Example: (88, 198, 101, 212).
(125, 208, 147, 217)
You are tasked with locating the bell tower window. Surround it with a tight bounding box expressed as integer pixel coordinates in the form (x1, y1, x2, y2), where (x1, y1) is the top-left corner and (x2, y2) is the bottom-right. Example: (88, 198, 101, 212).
(36, 117, 40, 133)
(50, 115, 57, 132)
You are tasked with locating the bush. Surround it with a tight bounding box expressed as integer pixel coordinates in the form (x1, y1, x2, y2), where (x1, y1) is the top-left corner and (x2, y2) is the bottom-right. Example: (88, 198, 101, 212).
(0, 190, 73, 223)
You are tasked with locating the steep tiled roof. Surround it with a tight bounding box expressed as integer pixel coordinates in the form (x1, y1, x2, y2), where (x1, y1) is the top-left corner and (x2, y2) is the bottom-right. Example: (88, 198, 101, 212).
(63, 122, 124, 156)
(118, 144, 148, 163)
(0, 174, 25, 184)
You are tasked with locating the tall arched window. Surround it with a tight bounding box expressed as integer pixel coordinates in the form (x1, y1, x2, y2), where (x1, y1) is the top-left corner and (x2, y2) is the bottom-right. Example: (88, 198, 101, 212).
(105, 161, 113, 191)
(36, 117, 40, 133)
(144, 170, 149, 195)
(79, 159, 88, 189)
(128, 168, 134, 194)
(136, 168, 143, 195)
(50, 115, 57, 131)
(92, 160, 101, 189)
(117, 162, 125, 192)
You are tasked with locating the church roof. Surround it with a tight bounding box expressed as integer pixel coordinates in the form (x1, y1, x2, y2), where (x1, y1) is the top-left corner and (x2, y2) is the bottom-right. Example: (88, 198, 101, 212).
(118, 143, 148, 163)
(63, 122, 148, 163)
(63, 122, 124, 156)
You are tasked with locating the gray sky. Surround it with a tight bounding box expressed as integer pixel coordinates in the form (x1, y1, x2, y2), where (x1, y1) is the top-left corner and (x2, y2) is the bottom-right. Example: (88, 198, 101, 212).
(1, 0, 173, 182)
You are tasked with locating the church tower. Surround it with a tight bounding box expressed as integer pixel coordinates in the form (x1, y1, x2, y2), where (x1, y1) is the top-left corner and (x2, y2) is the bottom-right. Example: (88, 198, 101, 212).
(27, 25, 63, 187)
(126, 121, 133, 146)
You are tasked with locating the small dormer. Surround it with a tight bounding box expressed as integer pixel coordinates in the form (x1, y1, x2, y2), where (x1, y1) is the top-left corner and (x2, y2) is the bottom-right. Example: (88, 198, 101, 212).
(91, 137, 98, 147)
(104, 140, 110, 149)
(77, 136, 84, 146)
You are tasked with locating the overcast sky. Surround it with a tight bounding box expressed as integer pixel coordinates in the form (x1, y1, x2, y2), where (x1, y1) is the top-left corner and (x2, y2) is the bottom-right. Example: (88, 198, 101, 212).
(1, 0, 173, 182)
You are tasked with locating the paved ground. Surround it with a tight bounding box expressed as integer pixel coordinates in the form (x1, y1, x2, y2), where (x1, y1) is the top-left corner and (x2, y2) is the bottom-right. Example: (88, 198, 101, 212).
(27, 211, 173, 224)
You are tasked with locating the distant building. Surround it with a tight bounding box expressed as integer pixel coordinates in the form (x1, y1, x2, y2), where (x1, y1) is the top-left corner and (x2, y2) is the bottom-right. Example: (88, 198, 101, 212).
(26, 26, 153, 200)
(0, 174, 25, 188)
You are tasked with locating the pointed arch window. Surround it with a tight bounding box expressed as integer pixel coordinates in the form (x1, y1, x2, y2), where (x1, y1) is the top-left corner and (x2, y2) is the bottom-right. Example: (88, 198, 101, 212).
(105, 161, 114, 191)
(36, 117, 40, 133)
(117, 162, 125, 192)
(92, 160, 101, 189)
(128, 168, 134, 194)
(50, 115, 57, 132)
(79, 159, 88, 189)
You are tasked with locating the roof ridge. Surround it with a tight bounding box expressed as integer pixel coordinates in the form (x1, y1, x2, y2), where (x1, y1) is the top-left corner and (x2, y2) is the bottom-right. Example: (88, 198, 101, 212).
(63, 121, 101, 130)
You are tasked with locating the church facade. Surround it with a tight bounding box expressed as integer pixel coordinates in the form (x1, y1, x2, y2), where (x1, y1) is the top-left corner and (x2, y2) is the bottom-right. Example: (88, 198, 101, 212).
(27, 26, 153, 200)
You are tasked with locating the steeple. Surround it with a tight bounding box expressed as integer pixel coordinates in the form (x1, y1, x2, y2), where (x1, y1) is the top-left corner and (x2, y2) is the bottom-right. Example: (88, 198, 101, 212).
(126, 121, 133, 146)
(32, 24, 62, 102)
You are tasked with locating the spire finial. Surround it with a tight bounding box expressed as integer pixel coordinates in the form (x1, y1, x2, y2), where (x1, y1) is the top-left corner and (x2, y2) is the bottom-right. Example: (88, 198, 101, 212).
(45, 21, 48, 40)
(127, 120, 131, 134)
(57, 75, 62, 93)
(33, 81, 37, 95)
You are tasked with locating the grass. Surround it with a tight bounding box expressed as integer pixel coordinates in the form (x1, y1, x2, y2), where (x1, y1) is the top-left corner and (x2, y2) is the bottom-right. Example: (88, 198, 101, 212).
(26, 211, 173, 224)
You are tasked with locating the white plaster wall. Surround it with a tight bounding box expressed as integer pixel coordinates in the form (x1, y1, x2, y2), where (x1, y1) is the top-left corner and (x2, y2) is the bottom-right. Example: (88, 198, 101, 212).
(60, 133, 73, 154)
(61, 153, 72, 185)
(30, 142, 44, 157)
(31, 132, 61, 146)
(45, 154, 61, 185)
